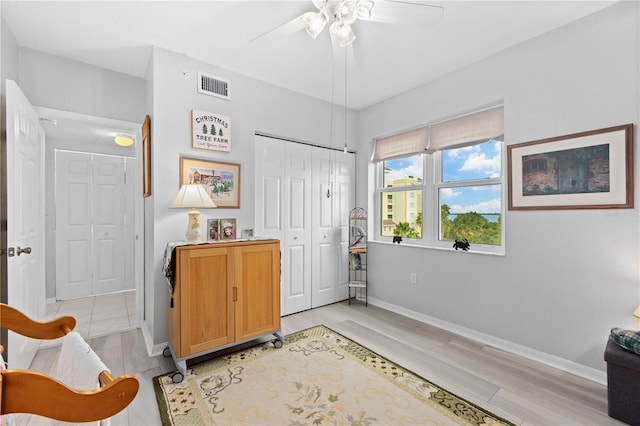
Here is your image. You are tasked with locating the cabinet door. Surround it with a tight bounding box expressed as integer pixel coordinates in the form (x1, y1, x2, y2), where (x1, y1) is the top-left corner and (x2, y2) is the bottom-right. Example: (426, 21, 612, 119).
(179, 246, 235, 356)
(234, 242, 281, 342)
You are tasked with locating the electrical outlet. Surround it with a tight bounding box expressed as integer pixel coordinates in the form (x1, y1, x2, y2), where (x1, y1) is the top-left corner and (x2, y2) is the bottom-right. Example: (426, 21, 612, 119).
(410, 273, 417, 284)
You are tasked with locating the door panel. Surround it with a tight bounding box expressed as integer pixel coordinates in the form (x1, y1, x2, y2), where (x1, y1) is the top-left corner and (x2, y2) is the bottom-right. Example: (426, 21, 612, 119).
(179, 247, 234, 356)
(92, 155, 125, 295)
(262, 175, 282, 231)
(334, 152, 355, 300)
(255, 138, 284, 238)
(283, 143, 311, 314)
(312, 149, 337, 308)
(56, 152, 93, 299)
(255, 136, 312, 315)
(6, 80, 45, 368)
(235, 243, 281, 341)
(124, 159, 136, 292)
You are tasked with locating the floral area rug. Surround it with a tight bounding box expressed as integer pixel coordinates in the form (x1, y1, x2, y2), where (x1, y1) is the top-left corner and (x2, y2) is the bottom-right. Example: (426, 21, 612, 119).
(153, 325, 514, 425)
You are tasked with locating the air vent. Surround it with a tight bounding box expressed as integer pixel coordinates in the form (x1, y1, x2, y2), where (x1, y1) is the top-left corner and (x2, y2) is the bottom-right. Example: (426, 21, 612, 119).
(198, 72, 230, 100)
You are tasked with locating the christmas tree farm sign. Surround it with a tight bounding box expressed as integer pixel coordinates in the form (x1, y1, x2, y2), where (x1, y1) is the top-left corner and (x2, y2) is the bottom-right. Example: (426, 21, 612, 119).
(191, 109, 231, 152)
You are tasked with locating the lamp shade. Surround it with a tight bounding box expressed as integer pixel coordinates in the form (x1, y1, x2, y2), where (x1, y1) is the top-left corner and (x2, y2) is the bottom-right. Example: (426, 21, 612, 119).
(634, 304, 640, 318)
(170, 184, 217, 209)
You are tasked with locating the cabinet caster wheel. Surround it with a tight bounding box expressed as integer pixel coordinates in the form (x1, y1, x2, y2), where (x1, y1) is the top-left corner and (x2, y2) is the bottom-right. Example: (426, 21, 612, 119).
(171, 371, 184, 383)
(273, 339, 283, 349)
(163, 347, 172, 357)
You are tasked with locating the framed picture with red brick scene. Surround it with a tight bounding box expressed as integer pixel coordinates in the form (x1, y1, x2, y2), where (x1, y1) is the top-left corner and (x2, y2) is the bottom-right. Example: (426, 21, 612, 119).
(508, 124, 633, 210)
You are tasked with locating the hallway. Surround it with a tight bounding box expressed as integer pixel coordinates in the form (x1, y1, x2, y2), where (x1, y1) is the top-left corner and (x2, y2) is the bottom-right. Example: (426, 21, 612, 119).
(41, 291, 136, 347)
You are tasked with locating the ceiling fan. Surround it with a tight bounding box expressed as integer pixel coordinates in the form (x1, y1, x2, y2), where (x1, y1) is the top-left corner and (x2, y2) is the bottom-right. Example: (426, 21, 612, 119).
(252, 0, 444, 50)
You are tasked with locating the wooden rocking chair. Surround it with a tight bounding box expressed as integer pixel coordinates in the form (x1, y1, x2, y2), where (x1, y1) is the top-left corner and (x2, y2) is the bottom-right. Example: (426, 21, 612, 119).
(0, 303, 139, 423)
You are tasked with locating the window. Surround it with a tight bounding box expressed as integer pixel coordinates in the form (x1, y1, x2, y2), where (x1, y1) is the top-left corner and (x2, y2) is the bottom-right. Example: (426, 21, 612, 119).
(438, 140, 502, 246)
(373, 106, 504, 253)
(380, 155, 423, 238)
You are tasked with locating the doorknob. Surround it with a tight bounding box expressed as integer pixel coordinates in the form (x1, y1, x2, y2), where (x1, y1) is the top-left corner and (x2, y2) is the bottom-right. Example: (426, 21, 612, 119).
(17, 246, 32, 256)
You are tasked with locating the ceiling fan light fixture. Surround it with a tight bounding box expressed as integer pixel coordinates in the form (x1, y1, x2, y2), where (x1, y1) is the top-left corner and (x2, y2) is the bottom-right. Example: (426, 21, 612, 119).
(301, 10, 328, 39)
(336, 0, 358, 25)
(330, 21, 356, 47)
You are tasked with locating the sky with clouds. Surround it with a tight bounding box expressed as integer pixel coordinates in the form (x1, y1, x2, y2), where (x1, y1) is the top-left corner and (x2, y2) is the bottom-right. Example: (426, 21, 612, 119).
(385, 140, 502, 214)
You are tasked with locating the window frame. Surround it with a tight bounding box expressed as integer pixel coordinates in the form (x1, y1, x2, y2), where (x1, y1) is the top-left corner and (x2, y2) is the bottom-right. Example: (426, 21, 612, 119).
(374, 143, 506, 255)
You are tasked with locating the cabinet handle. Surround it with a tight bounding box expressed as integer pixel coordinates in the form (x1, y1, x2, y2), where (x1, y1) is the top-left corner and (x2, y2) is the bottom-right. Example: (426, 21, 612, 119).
(233, 286, 237, 302)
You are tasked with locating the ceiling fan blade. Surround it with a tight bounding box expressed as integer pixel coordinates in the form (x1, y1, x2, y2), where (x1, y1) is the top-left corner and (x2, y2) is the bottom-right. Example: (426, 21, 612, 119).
(250, 15, 307, 45)
(361, 1, 444, 27)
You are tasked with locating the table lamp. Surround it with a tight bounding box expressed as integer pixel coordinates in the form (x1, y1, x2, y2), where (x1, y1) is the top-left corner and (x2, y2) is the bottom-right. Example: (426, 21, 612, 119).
(170, 183, 217, 243)
(634, 304, 640, 318)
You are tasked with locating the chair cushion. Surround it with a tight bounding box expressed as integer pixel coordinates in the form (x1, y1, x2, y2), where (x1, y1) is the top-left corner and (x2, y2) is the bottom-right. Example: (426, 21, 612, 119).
(610, 327, 640, 356)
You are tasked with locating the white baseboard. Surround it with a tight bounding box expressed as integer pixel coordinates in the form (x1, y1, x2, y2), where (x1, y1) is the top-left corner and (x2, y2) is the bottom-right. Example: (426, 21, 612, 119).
(140, 321, 168, 358)
(367, 296, 607, 386)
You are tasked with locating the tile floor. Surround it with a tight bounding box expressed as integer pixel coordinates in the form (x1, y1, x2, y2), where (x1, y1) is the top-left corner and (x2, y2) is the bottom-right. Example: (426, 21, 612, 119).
(41, 291, 137, 347)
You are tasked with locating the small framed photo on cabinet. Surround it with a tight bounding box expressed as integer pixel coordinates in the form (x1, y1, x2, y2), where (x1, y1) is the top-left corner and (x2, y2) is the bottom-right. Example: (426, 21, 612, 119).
(207, 219, 220, 241)
(220, 219, 237, 240)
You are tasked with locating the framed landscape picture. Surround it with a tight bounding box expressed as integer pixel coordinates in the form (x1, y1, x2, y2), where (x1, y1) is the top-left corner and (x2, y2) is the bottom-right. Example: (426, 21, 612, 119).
(180, 157, 240, 208)
(508, 124, 633, 210)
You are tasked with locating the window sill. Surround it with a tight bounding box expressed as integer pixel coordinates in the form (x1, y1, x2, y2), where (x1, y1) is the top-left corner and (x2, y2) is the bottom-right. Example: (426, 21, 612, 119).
(369, 239, 505, 257)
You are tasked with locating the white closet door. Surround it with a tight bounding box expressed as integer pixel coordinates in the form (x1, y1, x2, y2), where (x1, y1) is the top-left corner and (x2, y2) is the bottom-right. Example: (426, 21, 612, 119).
(311, 148, 338, 308)
(334, 151, 355, 301)
(255, 136, 312, 315)
(124, 158, 136, 292)
(283, 142, 312, 314)
(56, 151, 93, 300)
(56, 151, 128, 299)
(255, 134, 354, 313)
(92, 155, 126, 295)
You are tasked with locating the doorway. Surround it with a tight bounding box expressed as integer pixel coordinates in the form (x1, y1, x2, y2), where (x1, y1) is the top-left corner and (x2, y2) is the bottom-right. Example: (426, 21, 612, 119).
(38, 107, 144, 334)
(55, 150, 135, 300)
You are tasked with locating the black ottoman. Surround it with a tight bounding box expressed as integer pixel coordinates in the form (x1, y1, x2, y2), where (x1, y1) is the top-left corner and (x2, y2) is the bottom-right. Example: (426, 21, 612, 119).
(605, 337, 640, 425)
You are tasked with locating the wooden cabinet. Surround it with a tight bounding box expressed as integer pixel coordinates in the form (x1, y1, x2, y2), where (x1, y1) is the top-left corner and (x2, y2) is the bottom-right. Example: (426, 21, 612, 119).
(167, 239, 282, 380)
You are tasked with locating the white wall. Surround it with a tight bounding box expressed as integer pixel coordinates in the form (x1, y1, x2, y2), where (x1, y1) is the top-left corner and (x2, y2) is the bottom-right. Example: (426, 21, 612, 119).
(356, 1, 640, 376)
(145, 47, 358, 345)
(17, 48, 146, 123)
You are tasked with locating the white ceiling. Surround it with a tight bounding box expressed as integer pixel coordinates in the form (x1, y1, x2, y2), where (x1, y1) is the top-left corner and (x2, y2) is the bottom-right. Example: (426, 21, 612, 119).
(3, 0, 616, 111)
(1, 1, 616, 147)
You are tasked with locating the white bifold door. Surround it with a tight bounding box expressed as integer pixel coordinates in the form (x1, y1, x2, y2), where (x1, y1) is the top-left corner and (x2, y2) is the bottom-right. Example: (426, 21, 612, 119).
(255, 134, 354, 315)
(55, 150, 135, 300)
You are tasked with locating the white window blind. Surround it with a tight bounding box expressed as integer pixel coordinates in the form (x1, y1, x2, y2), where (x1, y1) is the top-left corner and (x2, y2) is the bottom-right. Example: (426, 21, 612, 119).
(371, 127, 429, 162)
(372, 105, 504, 161)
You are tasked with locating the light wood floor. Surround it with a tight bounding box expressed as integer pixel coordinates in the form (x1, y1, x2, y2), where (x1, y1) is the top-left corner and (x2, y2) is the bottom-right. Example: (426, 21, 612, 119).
(18, 300, 623, 425)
